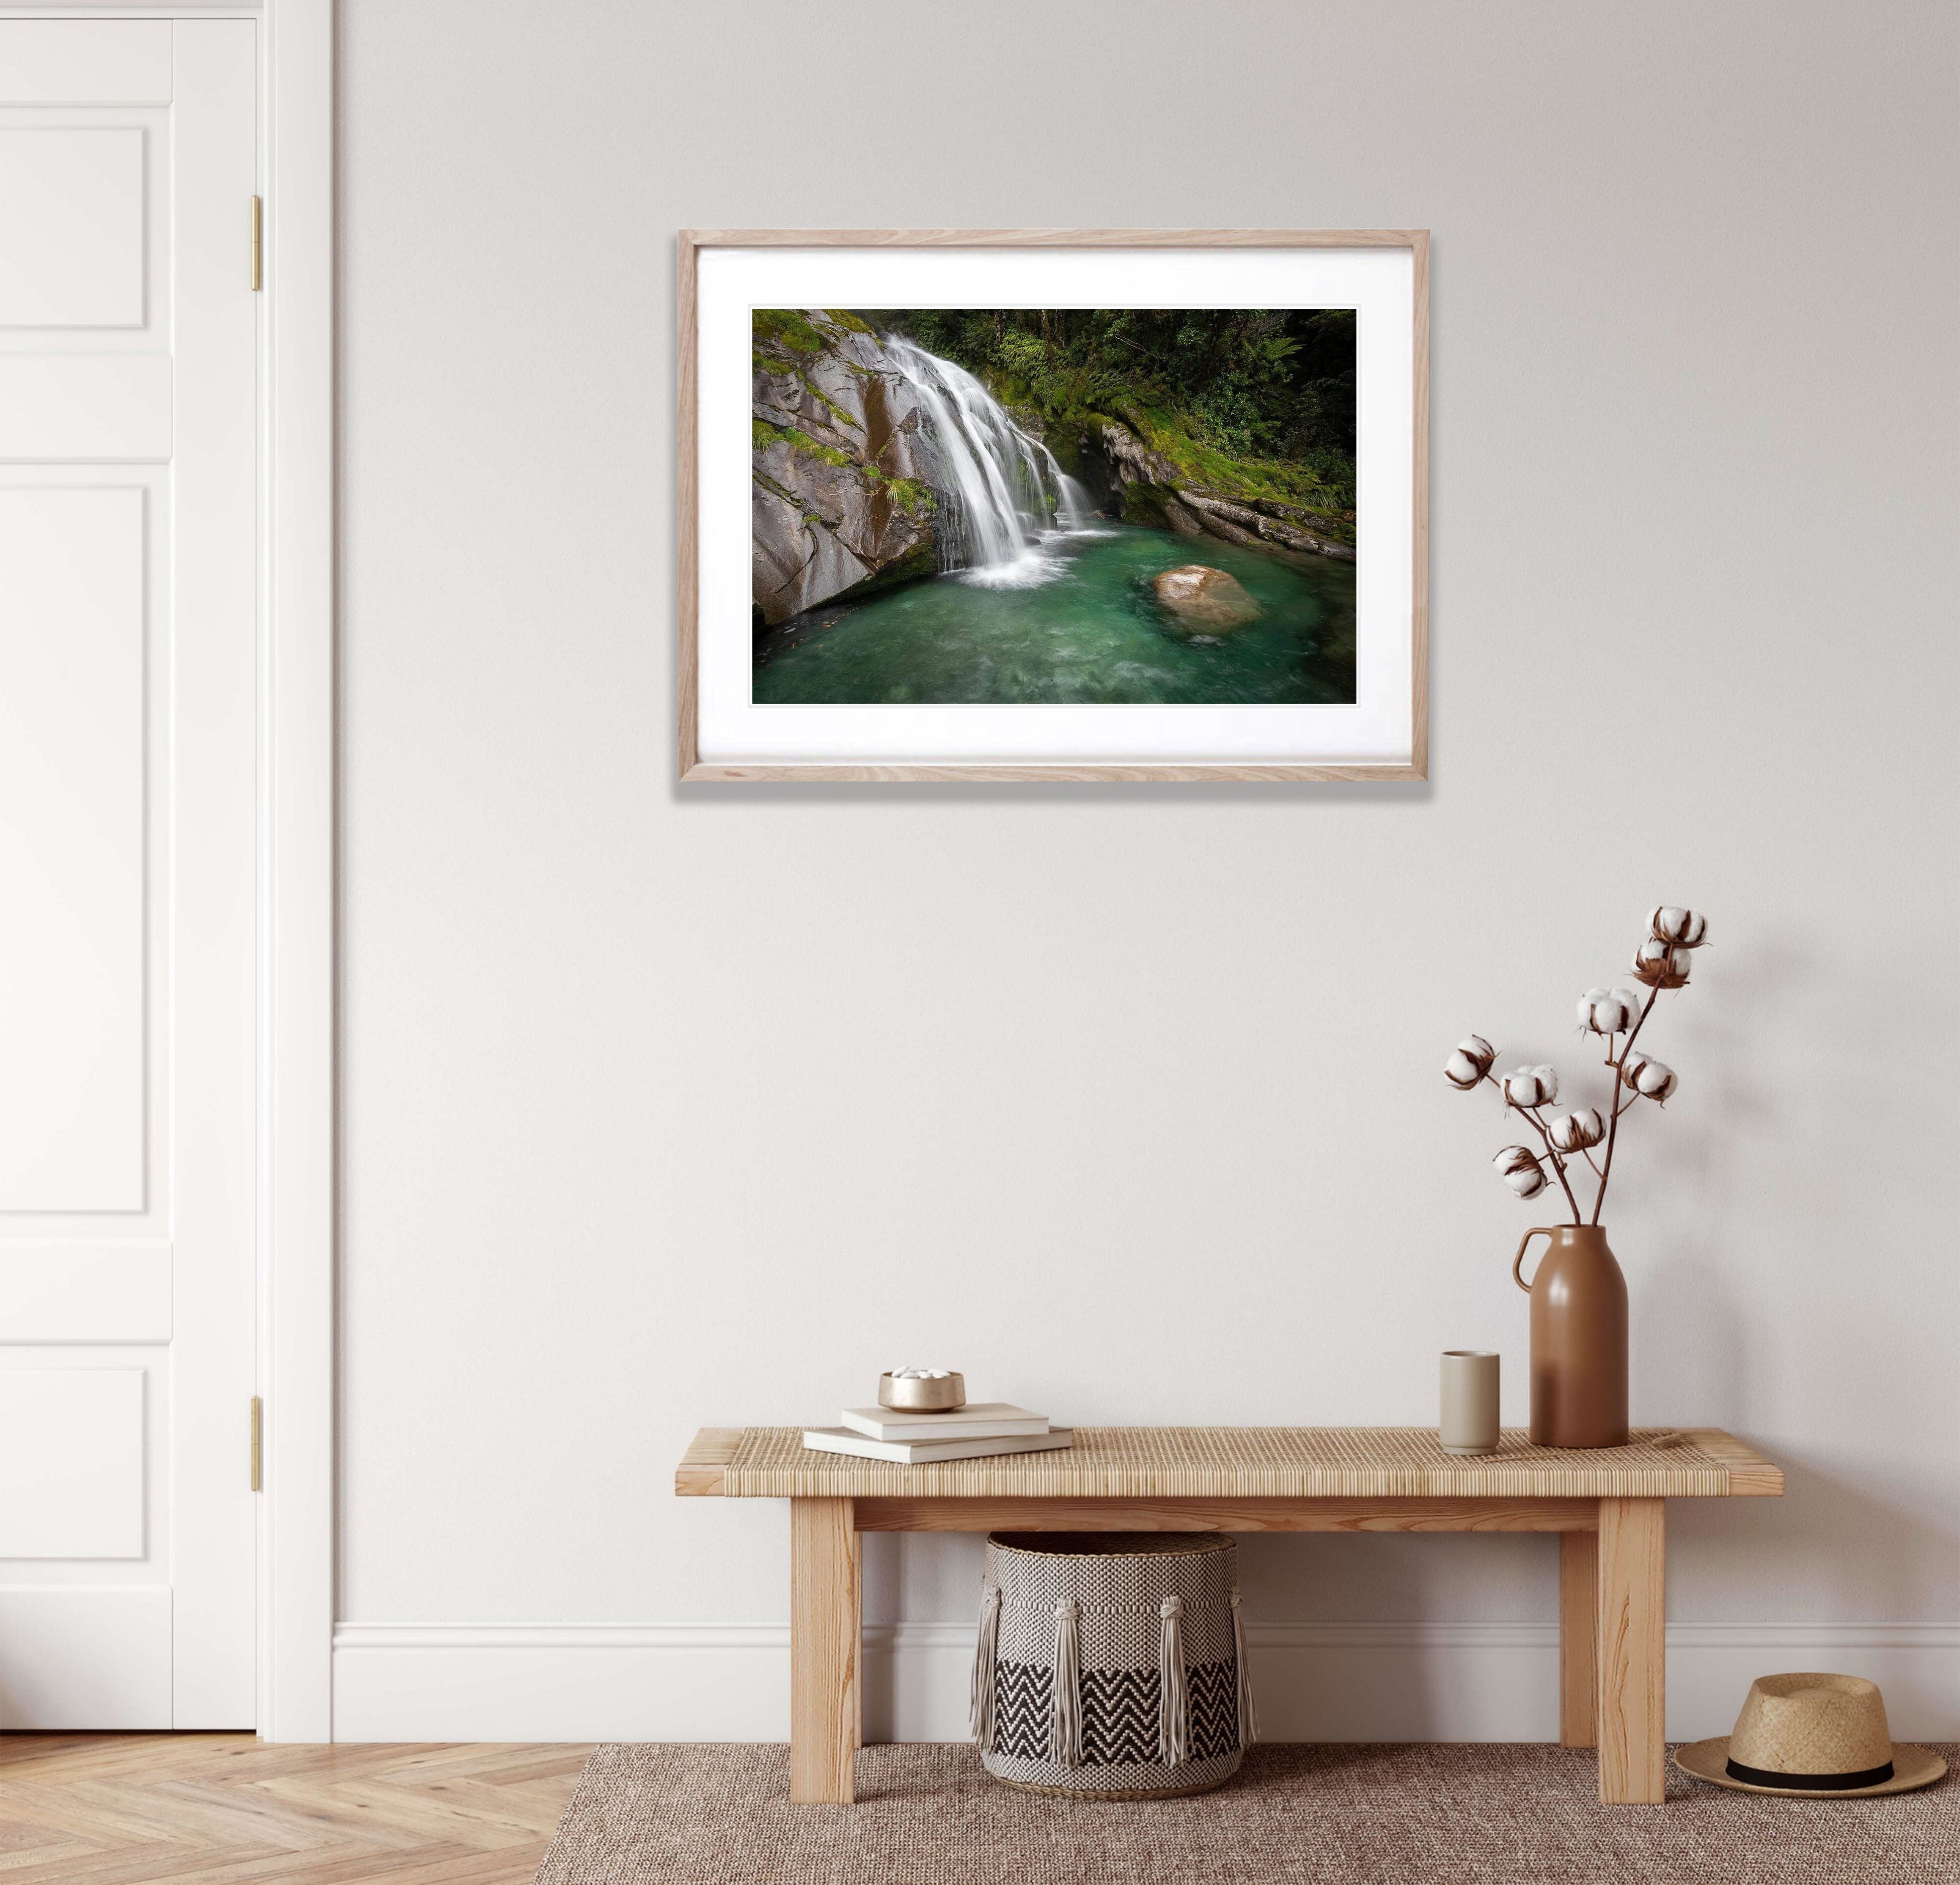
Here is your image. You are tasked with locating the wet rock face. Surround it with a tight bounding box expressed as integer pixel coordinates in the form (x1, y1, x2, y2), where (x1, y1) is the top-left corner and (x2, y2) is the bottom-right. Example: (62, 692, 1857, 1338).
(751, 312, 938, 627)
(1152, 563, 1263, 635)
(1099, 419, 1184, 491)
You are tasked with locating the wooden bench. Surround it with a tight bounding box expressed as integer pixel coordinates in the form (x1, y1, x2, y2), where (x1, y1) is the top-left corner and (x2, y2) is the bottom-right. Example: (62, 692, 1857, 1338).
(675, 1425, 1782, 1806)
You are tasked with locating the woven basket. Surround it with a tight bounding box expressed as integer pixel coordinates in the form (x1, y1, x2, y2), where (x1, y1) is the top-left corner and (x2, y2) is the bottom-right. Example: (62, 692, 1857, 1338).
(970, 1532, 1255, 1799)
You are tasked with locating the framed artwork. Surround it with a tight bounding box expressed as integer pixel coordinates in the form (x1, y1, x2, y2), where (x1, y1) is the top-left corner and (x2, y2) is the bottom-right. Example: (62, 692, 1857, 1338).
(678, 230, 1427, 782)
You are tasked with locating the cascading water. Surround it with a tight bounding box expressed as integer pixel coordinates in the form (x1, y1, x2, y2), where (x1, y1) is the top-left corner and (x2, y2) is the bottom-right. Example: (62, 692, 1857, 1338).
(881, 335, 1096, 587)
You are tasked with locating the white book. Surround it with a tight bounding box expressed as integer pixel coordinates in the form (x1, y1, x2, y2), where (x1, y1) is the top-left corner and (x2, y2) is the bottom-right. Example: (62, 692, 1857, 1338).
(803, 1427, 1073, 1466)
(840, 1401, 1049, 1442)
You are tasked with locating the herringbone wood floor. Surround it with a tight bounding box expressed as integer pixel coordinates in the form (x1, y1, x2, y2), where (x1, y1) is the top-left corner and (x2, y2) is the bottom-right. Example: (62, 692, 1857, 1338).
(0, 1736, 590, 1884)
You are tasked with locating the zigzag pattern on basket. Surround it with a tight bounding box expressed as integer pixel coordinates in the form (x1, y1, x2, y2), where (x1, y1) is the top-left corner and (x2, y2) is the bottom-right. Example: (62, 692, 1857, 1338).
(1187, 1658, 1243, 1761)
(1078, 1669, 1161, 1765)
(993, 1660, 1244, 1767)
(990, 1662, 1054, 1762)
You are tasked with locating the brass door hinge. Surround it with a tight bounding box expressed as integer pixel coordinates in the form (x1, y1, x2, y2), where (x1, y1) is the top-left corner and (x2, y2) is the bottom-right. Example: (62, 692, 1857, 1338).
(250, 1395, 263, 1491)
(251, 197, 263, 291)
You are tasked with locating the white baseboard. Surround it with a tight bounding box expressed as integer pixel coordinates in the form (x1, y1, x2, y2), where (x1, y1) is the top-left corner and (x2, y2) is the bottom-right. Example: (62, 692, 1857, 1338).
(331, 1620, 1960, 1744)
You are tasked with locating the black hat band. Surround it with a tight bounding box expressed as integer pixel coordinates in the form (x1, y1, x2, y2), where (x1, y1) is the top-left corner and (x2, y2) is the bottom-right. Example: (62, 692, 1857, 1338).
(1725, 1756, 1895, 1790)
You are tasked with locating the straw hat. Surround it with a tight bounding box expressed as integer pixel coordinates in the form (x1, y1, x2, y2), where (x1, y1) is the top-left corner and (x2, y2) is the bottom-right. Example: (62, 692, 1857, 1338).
(1676, 1673, 1945, 1797)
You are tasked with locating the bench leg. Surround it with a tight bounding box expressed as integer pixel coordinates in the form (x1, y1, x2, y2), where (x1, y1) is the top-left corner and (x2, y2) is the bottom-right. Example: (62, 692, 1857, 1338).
(1558, 1528, 1597, 1749)
(791, 1496, 858, 1803)
(1596, 1496, 1665, 1803)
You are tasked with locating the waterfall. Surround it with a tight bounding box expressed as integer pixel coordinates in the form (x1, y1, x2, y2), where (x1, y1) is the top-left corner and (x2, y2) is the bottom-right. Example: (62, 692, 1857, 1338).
(881, 335, 1096, 587)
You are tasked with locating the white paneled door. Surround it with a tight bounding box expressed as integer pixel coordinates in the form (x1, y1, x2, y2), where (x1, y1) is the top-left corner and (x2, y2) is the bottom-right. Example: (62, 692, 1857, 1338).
(0, 21, 257, 1727)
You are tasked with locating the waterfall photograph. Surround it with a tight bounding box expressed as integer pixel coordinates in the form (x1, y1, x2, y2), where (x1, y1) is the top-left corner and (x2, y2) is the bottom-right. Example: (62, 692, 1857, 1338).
(750, 308, 1358, 706)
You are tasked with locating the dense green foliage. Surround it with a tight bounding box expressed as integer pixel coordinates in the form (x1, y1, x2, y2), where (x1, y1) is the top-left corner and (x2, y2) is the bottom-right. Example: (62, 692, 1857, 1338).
(855, 308, 1357, 517)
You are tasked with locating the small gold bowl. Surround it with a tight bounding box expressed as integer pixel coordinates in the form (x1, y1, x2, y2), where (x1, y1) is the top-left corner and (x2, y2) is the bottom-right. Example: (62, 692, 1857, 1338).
(878, 1371, 966, 1412)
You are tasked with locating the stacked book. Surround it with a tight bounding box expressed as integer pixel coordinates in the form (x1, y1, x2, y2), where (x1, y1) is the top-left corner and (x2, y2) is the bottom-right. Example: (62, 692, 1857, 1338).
(803, 1402, 1071, 1464)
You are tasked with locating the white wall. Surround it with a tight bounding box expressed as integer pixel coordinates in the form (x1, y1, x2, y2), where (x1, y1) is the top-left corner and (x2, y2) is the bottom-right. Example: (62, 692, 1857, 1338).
(336, 0, 1960, 1738)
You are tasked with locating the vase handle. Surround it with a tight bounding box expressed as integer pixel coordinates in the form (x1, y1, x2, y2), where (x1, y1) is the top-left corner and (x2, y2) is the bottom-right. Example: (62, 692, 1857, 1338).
(1513, 1227, 1554, 1293)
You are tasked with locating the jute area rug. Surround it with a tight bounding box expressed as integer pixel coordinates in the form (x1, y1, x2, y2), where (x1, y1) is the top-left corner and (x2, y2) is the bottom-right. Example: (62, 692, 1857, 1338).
(534, 1742, 1959, 1885)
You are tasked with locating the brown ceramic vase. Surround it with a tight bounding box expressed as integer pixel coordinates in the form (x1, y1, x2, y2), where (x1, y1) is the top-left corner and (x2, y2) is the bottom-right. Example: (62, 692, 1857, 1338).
(1512, 1224, 1629, 1448)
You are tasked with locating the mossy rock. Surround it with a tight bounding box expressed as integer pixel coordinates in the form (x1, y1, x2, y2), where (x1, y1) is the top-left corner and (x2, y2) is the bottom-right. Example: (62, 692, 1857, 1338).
(835, 532, 936, 602)
(753, 419, 856, 470)
(752, 309, 827, 354)
(1043, 428, 1084, 476)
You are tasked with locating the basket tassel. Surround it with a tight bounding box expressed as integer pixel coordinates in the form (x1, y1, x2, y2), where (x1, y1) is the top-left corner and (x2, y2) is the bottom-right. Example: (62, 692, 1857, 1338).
(969, 1584, 1000, 1751)
(1158, 1594, 1190, 1766)
(1049, 1597, 1082, 1767)
(1230, 1586, 1258, 1748)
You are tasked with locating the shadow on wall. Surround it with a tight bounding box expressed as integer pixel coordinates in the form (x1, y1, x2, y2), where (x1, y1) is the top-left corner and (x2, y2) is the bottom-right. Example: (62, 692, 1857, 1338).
(850, 923, 1957, 1741)
(1669, 1449, 1959, 1623)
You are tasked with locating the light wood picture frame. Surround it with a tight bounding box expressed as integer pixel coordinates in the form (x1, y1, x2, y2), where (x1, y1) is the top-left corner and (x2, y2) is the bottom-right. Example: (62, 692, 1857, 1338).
(679, 230, 1428, 783)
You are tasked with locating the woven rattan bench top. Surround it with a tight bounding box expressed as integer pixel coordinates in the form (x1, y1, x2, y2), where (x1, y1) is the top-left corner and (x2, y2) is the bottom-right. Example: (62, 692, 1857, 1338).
(675, 1426, 1781, 1500)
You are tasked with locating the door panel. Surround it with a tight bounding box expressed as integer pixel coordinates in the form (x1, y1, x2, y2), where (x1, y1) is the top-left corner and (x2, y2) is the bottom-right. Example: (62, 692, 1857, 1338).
(0, 1370, 145, 1558)
(0, 1245, 171, 1342)
(0, 357, 173, 459)
(0, 19, 257, 1729)
(0, 22, 171, 107)
(0, 1586, 172, 1730)
(0, 127, 148, 326)
(0, 487, 146, 1211)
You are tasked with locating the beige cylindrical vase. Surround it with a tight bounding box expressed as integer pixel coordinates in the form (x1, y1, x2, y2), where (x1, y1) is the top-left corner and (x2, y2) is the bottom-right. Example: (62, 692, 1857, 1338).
(1439, 1351, 1501, 1455)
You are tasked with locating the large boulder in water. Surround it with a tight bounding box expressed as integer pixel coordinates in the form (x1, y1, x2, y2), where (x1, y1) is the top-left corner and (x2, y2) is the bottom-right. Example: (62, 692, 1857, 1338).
(751, 310, 939, 626)
(1153, 564, 1262, 635)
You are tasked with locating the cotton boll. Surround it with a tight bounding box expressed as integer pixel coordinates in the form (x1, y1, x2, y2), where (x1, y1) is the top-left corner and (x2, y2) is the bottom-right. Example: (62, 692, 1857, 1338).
(1577, 988, 1639, 1034)
(1620, 1051, 1678, 1102)
(1648, 906, 1709, 949)
(1445, 1035, 1497, 1088)
(1631, 938, 1693, 989)
(1548, 1107, 1606, 1152)
(1502, 1065, 1558, 1108)
(1493, 1145, 1548, 1198)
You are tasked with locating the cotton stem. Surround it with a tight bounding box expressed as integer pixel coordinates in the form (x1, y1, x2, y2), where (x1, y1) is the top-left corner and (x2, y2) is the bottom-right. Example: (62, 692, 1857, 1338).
(1592, 986, 1661, 1224)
